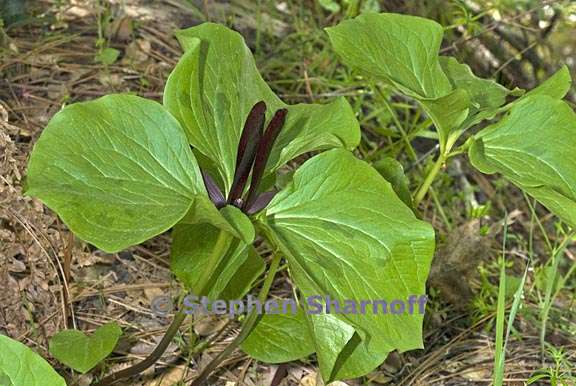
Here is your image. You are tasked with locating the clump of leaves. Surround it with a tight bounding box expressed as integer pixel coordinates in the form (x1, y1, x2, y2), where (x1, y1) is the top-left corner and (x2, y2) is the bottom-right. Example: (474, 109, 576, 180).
(327, 13, 576, 225)
(24, 22, 434, 384)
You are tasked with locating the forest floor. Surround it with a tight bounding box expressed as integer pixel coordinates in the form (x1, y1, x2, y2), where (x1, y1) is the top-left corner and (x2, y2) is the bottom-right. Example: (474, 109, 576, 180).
(1, 1, 575, 385)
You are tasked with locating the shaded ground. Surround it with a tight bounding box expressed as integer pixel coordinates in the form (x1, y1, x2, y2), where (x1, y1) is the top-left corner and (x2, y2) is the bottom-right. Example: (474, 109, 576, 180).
(1, 1, 575, 385)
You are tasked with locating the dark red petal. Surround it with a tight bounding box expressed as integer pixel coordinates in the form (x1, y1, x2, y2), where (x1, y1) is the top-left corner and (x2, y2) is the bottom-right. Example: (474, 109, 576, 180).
(243, 108, 287, 211)
(202, 171, 226, 208)
(246, 190, 278, 215)
(228, 101, 266, 203)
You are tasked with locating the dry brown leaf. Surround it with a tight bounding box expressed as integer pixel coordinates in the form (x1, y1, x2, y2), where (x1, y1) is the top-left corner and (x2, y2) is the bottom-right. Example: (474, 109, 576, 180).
(194, 315, 229, 337)
(146, 366, 187, 386)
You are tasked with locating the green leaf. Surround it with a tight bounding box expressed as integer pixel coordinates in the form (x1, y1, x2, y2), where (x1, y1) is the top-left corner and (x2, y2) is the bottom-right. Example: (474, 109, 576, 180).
(218, 246, 265, 300)
(260, 149, 435, 381)
(26, 94, 205, 253)
(180, 200, 255, 243)
(171, 223, 263, 299)
(95, 47, 120, 65)
(318, 0, 341, 13)
(164, 23, 360, 193)
(373, 157, 412, 208)
(311, 315, 386, 380)
(469, 95, 576, 227)
(522, 65, 571, 100)
(0, 371, 12, 386)
(49, 322, 122, 374)
(440, 56, 512, 111)
(326, 13, 466, 149)
(174, 202, 259, 298)
(326, 13, 451, 99)
(0, 334, 66, 386)
(419, 88, 470, 147)
(439, 56, 516, 126)
(241, 307, 315, 363)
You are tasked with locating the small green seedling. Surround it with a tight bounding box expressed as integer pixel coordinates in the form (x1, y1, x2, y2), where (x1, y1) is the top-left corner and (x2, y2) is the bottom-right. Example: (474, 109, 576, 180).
(48, 323, 122, 374)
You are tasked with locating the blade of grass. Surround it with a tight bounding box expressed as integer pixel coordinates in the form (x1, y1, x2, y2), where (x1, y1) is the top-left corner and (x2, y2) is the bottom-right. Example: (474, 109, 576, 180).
(499, 251, 531, 382)
(539, 232, 576, 362)
(493, 213, 508, 386)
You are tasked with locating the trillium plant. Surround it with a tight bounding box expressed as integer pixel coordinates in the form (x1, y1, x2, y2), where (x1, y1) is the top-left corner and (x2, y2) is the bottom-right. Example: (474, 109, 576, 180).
(4, 11, 575, 386)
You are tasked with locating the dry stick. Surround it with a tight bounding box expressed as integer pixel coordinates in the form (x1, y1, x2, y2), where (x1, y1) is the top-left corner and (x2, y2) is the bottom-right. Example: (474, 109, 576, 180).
(95, 231, 233, 386)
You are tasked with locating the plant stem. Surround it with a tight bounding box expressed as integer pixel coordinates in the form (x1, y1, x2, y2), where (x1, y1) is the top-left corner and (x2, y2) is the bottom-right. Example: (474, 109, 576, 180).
(95, 230, 232, 386)
(376, 85, 454, 225)
(96, 310, 187, 386)
(414, 152, 447, 207)
(191, 252, 283, 385)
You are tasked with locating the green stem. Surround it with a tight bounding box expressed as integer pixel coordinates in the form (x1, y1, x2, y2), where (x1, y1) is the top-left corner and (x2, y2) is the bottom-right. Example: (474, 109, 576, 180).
(95, 230, 232, 386)
(191, 251, 283, 386)
(375, 84, 456, 220)
(414, 152, 447, 207)
(430, 188, 453, 231)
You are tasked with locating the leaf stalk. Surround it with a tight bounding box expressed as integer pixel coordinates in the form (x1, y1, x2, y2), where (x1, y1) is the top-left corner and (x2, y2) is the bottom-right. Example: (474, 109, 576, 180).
(413, 151, 448, 206)
(191, 251, 283, 385)
(95, 230, 233, 386)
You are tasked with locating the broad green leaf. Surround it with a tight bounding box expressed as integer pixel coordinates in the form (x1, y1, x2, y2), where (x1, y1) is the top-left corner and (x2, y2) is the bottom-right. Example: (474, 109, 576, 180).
(469, 95, 576, 227)
(373, 157, 412, 208)
(260, 149, 435, 381)
(49, 322, 122, 374)
(173, 201, 258, 300)
(439, 56, 516, 126)
(440, 56, 512, 111)
(0, 334, 66, 386)
(162, 36, 201, 145)
(0, 371, 12, 386)
(165, 23, 360, 193)
(171, 223, 263, 299)
(419, 88, 470, 147)
(268, 98, 359, 174)
(241, 307, 315, 363)
(26, 94, 205, 252)
(304, 313, 383, 380)
(218, 246, 265, 300)
(326, 13, 451, 99)
(326, 13, 466, 149)
(523, 65, 571, 100)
